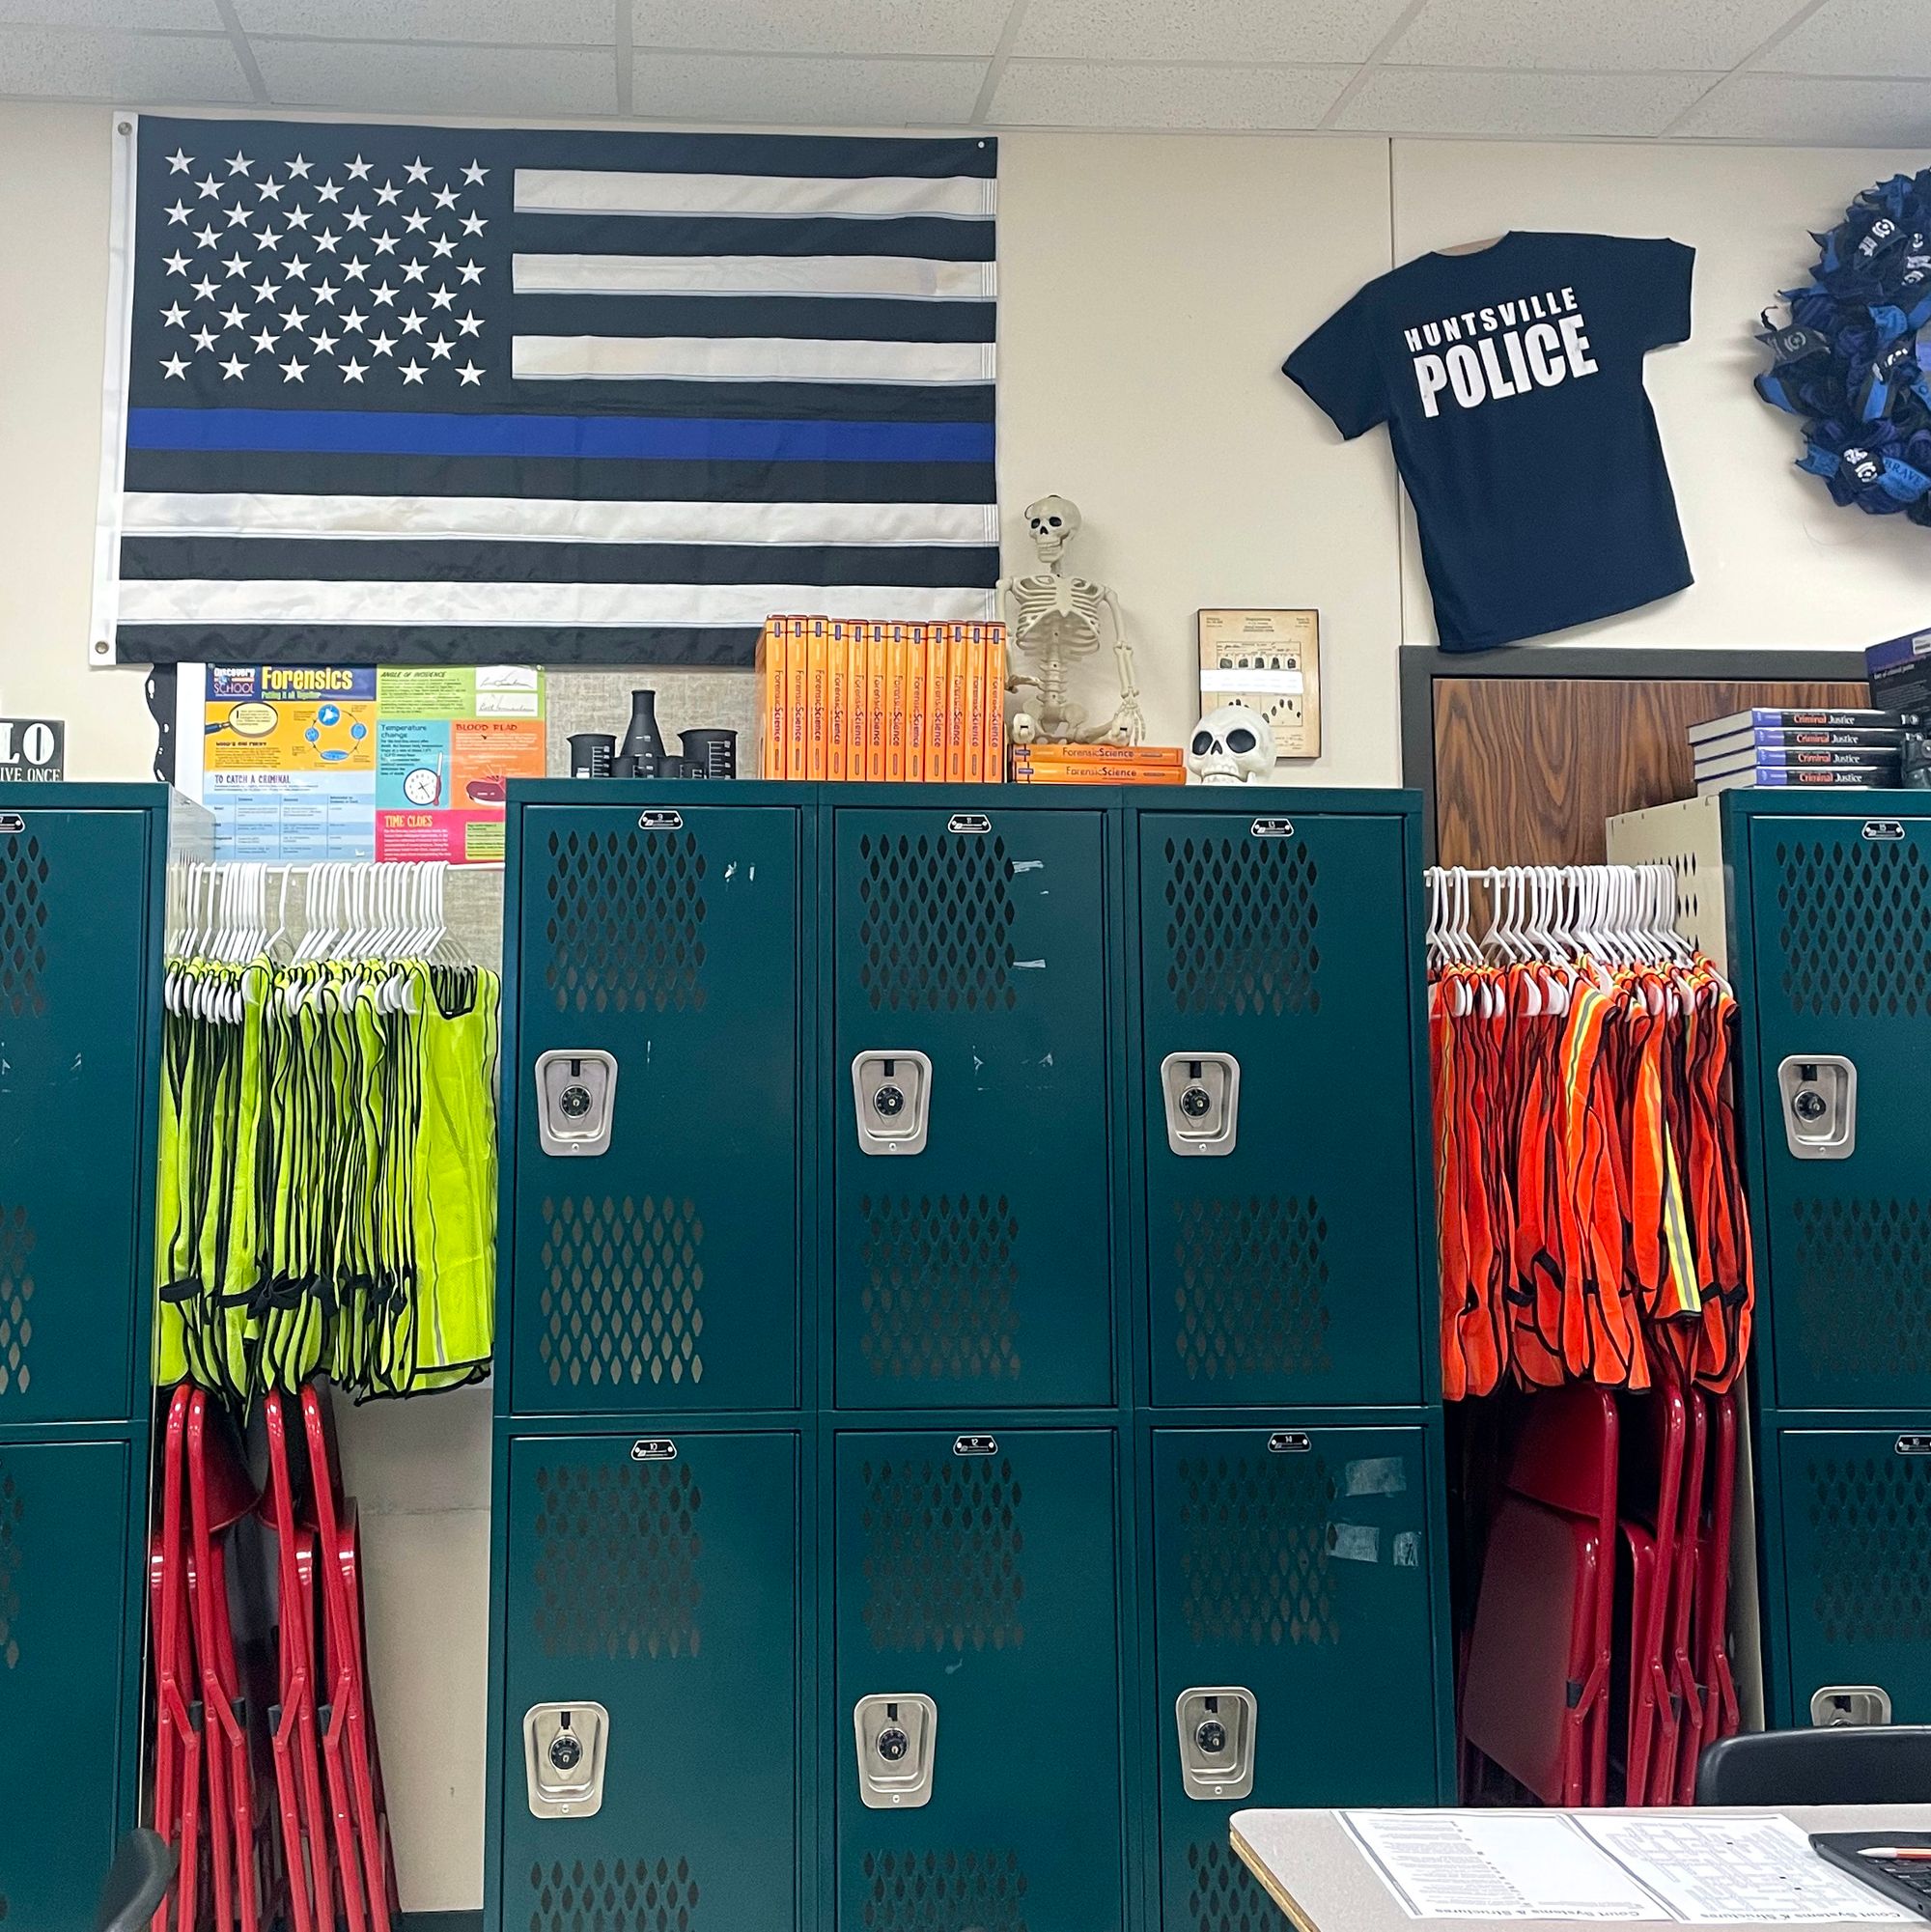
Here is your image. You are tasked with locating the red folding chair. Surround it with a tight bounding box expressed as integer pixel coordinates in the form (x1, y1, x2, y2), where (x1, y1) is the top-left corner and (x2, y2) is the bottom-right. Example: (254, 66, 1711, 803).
(1616, 1376, 1686, 1805)
(150, 1387, 204, 1932)
(259, 1391, 333, 1932)
(184, 1390, 266, 1932)
(1650, 1371, 1706, 1807)
(1690, 1390, 1743, 1779)
(301, 1383, 399, 1932)
(1460, 1386, 1619, 1806)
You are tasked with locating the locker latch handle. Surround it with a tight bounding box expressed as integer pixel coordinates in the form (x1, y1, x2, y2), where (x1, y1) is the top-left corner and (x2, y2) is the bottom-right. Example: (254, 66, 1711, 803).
(947, 813, 992, 835)
(0, 814, 21, 834)
(1268, 1430, 1312, 1454)
(630, 1439, 678, 1462)
(1898, 1435, 1931, 1456)
(637, 809, 684, 831)
(1250, 817, 1295, 839)
(1862, 821, 1906, 841)
(953, 1435, 997, 1457)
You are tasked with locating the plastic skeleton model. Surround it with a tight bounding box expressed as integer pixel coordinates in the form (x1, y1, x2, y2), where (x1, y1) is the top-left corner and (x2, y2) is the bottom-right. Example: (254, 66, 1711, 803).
(999, 494, 1145, 745)
(1187, 703, 1275, 784)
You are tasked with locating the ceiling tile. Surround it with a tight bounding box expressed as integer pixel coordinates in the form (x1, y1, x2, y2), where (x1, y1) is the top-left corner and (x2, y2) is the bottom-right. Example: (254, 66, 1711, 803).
(1388, 0, 1802, 71)
(634, 0, 1011, 59)
(630, 51, 983, 125)
(1763, 0, 1931, 78)
(253, 37, 616, 114)
(1673, 70, 1931, 142)
(1011, 0, 1410, 64)
(1335, 65, 1716, 136)
(989, 58, 1352, 129)
(234, 0, 612, 44)
(0, 25, 251, 98)
(0, 0, 221, 25)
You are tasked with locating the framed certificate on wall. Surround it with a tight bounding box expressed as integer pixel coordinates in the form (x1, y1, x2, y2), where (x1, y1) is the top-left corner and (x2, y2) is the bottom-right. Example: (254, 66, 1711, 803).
(1197, 609, 1322, 759)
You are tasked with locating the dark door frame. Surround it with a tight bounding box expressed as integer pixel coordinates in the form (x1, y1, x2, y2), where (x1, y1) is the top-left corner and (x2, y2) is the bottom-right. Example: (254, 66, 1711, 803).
(1397, 642, 1872, 862)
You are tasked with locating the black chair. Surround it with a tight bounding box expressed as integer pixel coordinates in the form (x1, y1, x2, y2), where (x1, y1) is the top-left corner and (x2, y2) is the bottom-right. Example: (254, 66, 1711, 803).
(95, 1830, 177, 1932)
(1697, 1726, 1931, 1805)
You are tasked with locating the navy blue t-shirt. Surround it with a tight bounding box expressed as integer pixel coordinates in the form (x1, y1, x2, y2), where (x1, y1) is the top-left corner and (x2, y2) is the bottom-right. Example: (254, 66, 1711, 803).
(1285, 231, 1694, 652)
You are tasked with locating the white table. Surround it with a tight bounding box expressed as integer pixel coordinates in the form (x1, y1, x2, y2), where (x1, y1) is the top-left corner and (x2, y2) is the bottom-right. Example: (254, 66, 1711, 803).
(1231, 1806, 1931, 1932)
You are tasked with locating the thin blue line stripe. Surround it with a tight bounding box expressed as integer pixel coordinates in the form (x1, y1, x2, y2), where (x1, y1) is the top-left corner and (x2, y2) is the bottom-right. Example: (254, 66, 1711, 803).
(125, 406, 993, 464)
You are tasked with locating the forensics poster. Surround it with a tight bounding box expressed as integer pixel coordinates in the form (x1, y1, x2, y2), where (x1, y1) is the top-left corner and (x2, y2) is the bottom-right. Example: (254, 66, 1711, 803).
(177, 664, 545, 864)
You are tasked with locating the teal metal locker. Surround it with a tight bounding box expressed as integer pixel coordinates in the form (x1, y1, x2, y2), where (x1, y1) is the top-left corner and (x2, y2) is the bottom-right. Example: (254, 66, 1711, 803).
(0, 783, 187, 1928)
(829, 805, 1115, 1409)
(488, 782, 1451, 1932)
(1134, 809, 1428, 1409)
(1148, 1425, 1440, 1932)
(1771, 1425, 1931, 1727)
(500, 1429, 801, 1931)
(0, 806, 154, 1421)
(1704, 792, 1931, 1729)
(1741, 813, 1931, 1413)
(0, 1440, 132, 1928)
(834, 1427, 1126, 1932)
(508, 802, 804, 1414)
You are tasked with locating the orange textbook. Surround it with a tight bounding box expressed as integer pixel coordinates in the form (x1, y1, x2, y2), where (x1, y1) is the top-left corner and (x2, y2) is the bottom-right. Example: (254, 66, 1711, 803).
(983, 624, 1007, 784)
(827, 620, 852, 781)
(885, 625, 910, 782)
(944, 623, 970, 783)
(865, 622, 889, 781)
(925, 625, 951, 780)
(786, 615, 809, 778)
(756, 618, 788, 777)
(964, 623, 989, 782)
(904, 627, 929, 782)
(805, 616, 829, 780)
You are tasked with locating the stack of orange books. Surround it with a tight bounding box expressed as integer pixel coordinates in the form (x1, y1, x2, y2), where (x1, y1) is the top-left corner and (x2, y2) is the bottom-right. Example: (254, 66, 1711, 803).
(756, 616, 1007, 781)
(1008, 742, 1186, 786)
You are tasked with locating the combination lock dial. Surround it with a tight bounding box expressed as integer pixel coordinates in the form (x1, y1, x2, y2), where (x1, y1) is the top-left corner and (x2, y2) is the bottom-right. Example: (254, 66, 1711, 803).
(1180, 1085, 1212, 1119)
(876, 1726, 910, 1762)
(559, 1085, 593, 1120)
(547, 1732, 583, 1774)
(873, 1084, 906, 1118)
(1195, 1720, 1227, 1754)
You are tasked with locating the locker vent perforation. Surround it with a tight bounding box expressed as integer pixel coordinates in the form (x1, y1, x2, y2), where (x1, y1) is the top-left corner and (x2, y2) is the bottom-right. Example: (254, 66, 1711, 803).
(528, 1856, 699, 1932)
(859, 1848, 1028, 1932)
(1789, 1198, 1931, 1387)
(543, 826, 708, 1016)
(1801, 1453, 1931, 1648)
(859, 1455, 1025, 1652)
(0, 834, 48, 1021)
(1161, 834, 1320, 1017)
(1171, 1195, 1330, 1383)
(0, 1206, 34, 1400)
(855, 829, 1019, 1013)
(1177, 1452, 1337, 1646)
(0, 1463, 22, 1670)
(537, 1195, 706, 1391)
(858, 1193, 1021, 1383)
(1774, 836, 1931, 1018)
(1184, 1838, 1290, 1932)
(531, 1461, 701, 1661)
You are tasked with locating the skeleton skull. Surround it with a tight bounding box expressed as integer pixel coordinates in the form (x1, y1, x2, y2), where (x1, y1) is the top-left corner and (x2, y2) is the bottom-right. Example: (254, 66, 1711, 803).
(1187, 703, 1275, 785)
(1024, 493, 1082, 566)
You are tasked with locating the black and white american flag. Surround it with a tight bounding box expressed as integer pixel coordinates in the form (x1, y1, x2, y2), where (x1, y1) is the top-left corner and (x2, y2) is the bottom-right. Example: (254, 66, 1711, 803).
(98, 115, 999, 667)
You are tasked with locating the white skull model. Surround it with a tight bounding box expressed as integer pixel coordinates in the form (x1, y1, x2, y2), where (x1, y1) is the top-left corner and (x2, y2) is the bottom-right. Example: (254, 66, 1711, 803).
(1024, 494, 1081, 565)
(1188, 703, 1275, 785)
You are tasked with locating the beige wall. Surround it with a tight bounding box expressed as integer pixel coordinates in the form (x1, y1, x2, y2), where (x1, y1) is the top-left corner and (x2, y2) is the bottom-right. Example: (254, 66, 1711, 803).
(7, 97, 1931, 1908)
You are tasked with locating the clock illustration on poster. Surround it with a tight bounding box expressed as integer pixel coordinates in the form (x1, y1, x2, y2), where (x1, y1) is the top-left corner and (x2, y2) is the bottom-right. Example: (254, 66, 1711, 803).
(1756, 168, 1931, 519)
(403, 766, 442, 806)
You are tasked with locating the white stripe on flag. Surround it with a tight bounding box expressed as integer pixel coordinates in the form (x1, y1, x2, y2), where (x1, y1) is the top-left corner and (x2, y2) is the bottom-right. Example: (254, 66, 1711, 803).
(116, 578, 997, 628)
(514, 169, 995, 222)
(511, 252, 995, 301)
(512, 335, 994, 385)
(120, 493, 998, 546)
